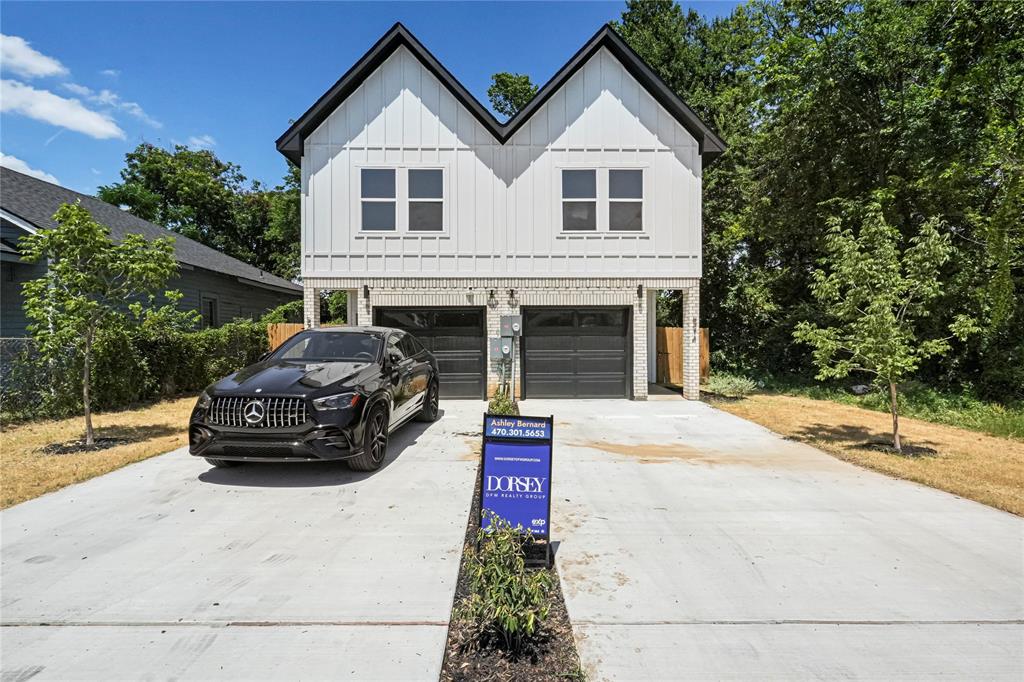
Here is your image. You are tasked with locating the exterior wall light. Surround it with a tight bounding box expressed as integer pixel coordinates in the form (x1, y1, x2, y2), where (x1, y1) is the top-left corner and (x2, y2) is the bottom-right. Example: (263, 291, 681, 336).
(637, 284, 643, 299)
(363, 284, 370, 299)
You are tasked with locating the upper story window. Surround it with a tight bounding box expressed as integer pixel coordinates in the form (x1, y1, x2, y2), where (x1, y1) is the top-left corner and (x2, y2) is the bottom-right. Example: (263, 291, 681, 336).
(361, 169, 396, 231)
(561, 168, 644, 232)
(609, 169, 643, 231)
(361, 167, 444, 233)
(562, 169, 597, 231)
(409, 169, 443, 231)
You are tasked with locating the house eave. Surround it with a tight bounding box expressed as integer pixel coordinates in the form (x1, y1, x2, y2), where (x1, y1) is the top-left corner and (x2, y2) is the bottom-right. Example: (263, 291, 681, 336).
(275, 22, 727, 168)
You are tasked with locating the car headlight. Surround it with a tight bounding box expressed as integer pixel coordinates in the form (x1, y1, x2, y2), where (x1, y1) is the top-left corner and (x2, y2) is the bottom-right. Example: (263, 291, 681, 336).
(195, 391, 212, 410)
(313, 392, 361, 410)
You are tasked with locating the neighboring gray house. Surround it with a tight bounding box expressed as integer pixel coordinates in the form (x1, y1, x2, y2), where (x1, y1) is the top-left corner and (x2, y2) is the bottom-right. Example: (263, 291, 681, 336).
(0, 167, 302, 337)
(276, 23, 723, 400)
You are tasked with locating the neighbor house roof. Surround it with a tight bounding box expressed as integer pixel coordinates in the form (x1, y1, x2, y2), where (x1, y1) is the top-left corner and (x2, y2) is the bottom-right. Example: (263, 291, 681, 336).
(0, 167, 301, 294)
(276, 22, 726, 167)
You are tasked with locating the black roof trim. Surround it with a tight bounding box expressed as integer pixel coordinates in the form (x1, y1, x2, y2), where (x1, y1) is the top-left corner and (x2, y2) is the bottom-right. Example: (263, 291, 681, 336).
(276, 22, 725, 166)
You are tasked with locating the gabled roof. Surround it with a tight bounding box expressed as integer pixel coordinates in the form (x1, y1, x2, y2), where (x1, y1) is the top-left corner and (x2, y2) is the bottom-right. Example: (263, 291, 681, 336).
(276, 22, 726, 166)
(0, 167, 302, 293)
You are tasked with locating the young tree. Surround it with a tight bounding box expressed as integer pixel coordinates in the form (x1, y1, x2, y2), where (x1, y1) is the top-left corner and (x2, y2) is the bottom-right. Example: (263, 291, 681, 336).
(21, 202, 179, 445)
(793, 198, 977, 453)
(487, 73, 537, 119)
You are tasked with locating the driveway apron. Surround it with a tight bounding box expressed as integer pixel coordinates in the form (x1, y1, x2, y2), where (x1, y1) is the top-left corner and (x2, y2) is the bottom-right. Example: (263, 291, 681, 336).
(518, 398, 1024, 681)
(1, 402, 482, 681)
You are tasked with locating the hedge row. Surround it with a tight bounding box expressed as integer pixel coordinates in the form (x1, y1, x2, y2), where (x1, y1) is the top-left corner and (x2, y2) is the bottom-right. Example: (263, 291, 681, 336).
(0, 319, 269, 422)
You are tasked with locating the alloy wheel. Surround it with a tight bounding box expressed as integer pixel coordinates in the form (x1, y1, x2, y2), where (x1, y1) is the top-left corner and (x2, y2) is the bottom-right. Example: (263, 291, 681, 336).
(369, 409, 388, 463)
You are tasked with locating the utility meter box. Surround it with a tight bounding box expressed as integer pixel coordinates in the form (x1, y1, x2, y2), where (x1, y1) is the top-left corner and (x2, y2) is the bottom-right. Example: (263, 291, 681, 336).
(500, 315, 523, 337)
(489, 337, 513, 360)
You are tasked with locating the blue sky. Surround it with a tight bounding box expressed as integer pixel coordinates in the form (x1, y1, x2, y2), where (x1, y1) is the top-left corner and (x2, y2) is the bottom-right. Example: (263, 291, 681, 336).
(1, 1, 740, 194)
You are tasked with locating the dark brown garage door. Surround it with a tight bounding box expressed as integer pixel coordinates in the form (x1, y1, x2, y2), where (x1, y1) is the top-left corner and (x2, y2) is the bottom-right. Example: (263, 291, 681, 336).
(522, 307, 631, 399)
(374, 307, 486, 399)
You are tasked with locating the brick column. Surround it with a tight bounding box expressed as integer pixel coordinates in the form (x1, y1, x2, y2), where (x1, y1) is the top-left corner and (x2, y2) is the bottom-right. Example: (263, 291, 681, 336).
(632, 293, 649, 400)
(682, 284, 700, 399)
(303, 286, 320, 328)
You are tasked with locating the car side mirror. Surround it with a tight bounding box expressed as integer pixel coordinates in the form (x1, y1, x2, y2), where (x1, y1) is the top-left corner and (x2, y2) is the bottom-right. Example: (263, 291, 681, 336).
(259, 351, 272, 362)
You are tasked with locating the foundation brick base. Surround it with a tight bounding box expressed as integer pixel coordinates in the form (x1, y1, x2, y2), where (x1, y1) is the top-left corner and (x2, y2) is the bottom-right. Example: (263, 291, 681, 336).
(303, 277, 700, 401)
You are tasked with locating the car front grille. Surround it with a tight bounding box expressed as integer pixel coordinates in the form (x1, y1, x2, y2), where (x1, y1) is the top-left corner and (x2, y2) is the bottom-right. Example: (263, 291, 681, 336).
(208, 397, 308, 429)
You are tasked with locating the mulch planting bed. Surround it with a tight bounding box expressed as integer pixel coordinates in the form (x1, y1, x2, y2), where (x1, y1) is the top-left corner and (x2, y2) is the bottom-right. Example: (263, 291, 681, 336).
(42, 437, 135, 455)
(441, 463, 585, 682)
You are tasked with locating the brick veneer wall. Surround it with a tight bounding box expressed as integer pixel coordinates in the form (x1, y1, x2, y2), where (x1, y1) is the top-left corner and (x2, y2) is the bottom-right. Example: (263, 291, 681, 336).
(303, 277, 700, 400)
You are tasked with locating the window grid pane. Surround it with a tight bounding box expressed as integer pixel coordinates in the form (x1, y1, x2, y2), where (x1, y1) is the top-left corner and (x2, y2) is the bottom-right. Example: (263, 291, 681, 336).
(562, 169, 596, 199)
(609, 169, 643, 199)
(409, 169, 443, 199)
(409, 201, 443, 231)
(362, 201, 396, 230)
(361, 169, 395, 198)
(609, 201, 643, 231)
(563, 201, 597, 231)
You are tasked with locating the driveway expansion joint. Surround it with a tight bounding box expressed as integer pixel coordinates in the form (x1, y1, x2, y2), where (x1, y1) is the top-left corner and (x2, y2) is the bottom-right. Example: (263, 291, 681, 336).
(573, 619, 1024, 626)
(1, 620, 451, 628)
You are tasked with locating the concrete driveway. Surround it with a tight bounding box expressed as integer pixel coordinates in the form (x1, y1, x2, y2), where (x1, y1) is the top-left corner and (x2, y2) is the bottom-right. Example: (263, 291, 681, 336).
(1, 402, 482, 681)
(519, 398, 1024, 681)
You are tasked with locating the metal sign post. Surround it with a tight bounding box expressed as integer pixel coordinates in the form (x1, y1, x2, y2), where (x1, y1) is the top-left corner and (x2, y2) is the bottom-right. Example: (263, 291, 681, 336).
(480, 413, 554, 567)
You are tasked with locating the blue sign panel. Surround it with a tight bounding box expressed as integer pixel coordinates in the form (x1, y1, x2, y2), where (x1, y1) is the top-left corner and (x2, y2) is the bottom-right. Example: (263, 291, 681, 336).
(480, 414, 553, 539)
(484, 415, 552, 440)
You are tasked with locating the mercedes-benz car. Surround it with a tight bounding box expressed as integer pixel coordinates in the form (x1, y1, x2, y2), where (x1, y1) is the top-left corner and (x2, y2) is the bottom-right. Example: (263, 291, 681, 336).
(189, 326, 439, 471)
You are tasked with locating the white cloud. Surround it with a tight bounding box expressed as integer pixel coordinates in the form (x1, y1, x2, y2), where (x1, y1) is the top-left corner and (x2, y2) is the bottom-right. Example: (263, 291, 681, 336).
(0, 34, 68, 79)
(1, 79, 125, 139)
(0, 153, 59, 183)
(60, 82, 162, 128)
(100, 69, 119, 78)
(186, 134, 217, 149)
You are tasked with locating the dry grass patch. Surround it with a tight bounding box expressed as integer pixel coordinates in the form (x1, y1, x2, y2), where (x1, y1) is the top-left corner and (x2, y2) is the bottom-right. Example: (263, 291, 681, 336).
(1, 396, 194, 509)
(712, 393, 1024, 516)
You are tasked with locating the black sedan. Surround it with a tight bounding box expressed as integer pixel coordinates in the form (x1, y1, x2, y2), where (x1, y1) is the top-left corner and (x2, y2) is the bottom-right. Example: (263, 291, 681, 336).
(189, 326, 440, 471)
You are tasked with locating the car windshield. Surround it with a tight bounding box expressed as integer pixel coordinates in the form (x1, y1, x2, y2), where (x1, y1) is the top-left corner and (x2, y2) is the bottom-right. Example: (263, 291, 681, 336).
(273, 332, 382, 362)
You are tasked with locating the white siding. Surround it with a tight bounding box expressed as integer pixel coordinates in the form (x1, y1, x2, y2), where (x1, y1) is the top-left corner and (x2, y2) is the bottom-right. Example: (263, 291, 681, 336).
(303, 46, 701, 279)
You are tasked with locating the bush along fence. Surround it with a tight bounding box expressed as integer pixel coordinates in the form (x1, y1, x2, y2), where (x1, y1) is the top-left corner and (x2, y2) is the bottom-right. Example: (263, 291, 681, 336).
(0, 319, 269, 423)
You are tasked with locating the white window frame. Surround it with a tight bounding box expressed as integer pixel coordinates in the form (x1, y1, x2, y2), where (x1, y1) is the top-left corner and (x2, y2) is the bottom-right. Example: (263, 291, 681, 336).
(358, 167, 398, 232)
(356, 164, 448, 236)
(556, 165, 647, 234)
(608, 168, 644, 232)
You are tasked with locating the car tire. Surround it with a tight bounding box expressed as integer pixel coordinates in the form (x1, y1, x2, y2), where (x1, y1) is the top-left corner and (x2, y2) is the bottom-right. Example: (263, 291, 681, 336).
(416, 379, 440, 422)
(347, 403, 389, 472)
(205, 458, 238, 468)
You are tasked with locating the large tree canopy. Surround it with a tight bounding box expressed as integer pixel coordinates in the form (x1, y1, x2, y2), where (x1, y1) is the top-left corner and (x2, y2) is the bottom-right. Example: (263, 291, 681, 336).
(616, 0, 1023, 399)
(99, 144, 299, 280)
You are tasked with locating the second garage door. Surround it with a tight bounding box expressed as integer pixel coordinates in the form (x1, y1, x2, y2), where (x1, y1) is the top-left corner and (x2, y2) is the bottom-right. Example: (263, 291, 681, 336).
(522, 307, 631, 399)
(374, 307, 486, 399)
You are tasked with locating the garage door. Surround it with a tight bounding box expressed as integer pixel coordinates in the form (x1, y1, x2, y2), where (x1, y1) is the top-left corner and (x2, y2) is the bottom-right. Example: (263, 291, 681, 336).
(374, 307, 486, 399)
(522, 307, 631, 399)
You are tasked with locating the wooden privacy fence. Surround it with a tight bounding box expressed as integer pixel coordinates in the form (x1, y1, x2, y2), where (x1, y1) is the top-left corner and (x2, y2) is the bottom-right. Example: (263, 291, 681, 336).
(267, 323, 304, 350)
(655, 327, 710, 385)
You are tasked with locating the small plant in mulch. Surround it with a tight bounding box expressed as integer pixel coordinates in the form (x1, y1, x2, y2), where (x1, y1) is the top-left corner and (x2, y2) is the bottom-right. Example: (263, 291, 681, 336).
(442, 480, 585, 681)
(488, 389, 520, 416)
(459, 511, 553, 652)
(41, 436, 135, 455)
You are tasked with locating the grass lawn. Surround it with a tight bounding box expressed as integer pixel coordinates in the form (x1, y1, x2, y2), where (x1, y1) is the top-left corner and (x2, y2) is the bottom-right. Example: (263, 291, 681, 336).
(711, 393, 1024, 516)
(1, 396, 194, 509)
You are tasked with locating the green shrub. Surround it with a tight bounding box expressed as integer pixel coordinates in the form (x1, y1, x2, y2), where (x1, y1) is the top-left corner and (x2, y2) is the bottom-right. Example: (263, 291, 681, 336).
(703, 372, 758, 398)
(458, 511, 553, 652)
(488, 389, 520, 415)
(1, 318, 269, 423)
(260, 299, 303, 324)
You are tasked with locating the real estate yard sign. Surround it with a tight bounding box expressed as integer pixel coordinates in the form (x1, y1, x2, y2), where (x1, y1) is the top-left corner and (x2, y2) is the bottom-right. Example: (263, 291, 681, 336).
(481, 414, 553, 546)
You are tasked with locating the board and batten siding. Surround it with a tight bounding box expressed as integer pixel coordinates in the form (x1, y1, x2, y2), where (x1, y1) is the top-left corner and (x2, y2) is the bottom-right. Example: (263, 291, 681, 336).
(302, 45, 702, 279)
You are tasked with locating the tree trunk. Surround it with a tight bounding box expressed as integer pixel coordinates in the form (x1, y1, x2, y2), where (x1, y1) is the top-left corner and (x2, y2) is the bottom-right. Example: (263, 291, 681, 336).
(888, 381, 901, 454)
(83, 329, 94, 446)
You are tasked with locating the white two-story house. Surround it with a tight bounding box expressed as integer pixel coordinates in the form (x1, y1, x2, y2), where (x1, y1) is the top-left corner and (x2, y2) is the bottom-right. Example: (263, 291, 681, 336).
(276, 23, 724, 401)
